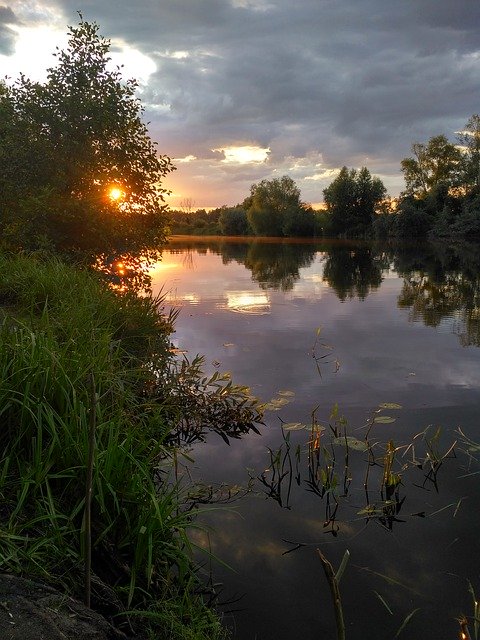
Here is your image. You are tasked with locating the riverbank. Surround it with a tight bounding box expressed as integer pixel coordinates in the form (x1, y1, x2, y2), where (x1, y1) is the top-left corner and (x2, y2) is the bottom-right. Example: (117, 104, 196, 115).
(0, 253, 261, 639)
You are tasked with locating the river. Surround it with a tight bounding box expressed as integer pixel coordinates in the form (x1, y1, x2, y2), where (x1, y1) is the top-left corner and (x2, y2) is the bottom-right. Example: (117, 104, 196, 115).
(150, 237, 480, 640)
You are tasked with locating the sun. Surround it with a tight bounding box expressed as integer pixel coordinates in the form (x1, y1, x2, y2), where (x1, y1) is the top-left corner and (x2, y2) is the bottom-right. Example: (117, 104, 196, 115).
(108, 186, 124, 201)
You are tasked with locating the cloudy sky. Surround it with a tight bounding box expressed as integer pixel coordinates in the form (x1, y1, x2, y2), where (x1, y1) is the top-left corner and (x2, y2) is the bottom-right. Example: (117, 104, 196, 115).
(1, 1, 480, 208)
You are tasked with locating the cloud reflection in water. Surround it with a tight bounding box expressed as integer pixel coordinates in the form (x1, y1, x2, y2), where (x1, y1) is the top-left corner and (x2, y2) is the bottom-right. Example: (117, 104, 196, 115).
(219, 291, 271, 315)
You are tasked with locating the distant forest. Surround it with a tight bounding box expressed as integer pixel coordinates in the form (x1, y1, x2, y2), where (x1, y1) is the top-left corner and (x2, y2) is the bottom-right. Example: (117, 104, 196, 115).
(170, 115, 480, 241)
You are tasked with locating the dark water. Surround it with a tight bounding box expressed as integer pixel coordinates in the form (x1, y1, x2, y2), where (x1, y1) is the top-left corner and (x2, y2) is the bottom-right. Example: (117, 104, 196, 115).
(151, 237, 480, 640)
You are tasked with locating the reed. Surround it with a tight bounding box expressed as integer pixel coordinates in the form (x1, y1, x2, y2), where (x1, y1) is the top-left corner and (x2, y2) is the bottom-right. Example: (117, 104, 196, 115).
(0, 253, 260, 639)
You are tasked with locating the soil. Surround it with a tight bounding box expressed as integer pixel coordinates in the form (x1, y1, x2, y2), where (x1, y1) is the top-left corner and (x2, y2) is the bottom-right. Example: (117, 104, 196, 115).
(0, 573, 130, 640)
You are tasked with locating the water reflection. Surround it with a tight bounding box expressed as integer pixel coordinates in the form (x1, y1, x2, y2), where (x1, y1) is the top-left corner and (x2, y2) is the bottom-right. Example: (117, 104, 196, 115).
(243, 242, 317, 291)
(150, 237, 480, 640)
(163, 237, 480, 347)
(177, 238, 318, 291)
(220, 291, 271, 314)
(322, 244, 389, 301)
(166, 238, 387, 297)
(394, 241, 480, 347)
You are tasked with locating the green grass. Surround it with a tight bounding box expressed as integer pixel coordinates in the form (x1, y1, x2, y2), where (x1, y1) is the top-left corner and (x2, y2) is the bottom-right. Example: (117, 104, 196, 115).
(0, 253, 260, 639)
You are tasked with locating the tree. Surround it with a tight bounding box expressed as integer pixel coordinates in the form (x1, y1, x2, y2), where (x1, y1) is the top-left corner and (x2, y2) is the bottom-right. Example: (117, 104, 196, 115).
(0, 18, 174, 254)
(394, 198, 433, 238)
(218, 206, 251, 235)
(400, 135, 462, 197)
(457, 114, 480, 190)
(282, 203, 315, 237)
(246, 175, 309, 237)
(323, 166, 387, 236)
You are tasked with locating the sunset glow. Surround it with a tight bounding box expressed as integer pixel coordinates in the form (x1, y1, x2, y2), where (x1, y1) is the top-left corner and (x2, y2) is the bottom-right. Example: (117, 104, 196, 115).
(108, 186, 124, 201)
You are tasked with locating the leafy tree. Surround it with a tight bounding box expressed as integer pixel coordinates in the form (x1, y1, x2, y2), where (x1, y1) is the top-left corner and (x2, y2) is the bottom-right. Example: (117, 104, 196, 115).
(395, 198, 433, 238)
(323, 166, 387, 236)
(218, 206, 251, 235)
(0, 18, 174, 254)
(313, 209, 333, 237)
(457, 114, 480, 190)
(282, 203, 315, 237)
(246, 175, 310, 237)
(400, 135, 462, 197)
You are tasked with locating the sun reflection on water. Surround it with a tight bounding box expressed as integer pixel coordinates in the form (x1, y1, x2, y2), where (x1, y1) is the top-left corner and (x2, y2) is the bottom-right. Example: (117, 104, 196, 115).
(219, 291, 271, 315)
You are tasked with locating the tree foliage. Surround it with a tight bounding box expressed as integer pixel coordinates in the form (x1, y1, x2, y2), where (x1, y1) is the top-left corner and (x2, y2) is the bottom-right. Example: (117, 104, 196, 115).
(218, 205, 251, 235)
(400, 135, 462, 197)
(323, 166, 387, 236)
(394, 116, 480, 239)
(457, 114, 480, 189)
(0, 18, 174, 254)
(246, 175, 314, 237)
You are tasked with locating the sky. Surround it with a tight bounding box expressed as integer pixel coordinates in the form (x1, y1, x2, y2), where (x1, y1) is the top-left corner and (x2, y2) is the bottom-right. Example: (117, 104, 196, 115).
(1, 1, 480, 209)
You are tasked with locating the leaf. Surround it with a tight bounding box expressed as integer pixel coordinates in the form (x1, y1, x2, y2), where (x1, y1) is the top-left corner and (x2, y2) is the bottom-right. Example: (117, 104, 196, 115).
(278, 390, 295, 397)
(357, 506, 382, 516)
(374, 591, 393, 615)
(282, 422, 307, 431)
(378, 402, 402, 409)
(332, 436, 368, 452)
(270, 398, 290, 407)
(262, 402, 279, 411)
(393, 608, 420, 638)
(374, 416, 396, 424)
(335, 549, 350, 583)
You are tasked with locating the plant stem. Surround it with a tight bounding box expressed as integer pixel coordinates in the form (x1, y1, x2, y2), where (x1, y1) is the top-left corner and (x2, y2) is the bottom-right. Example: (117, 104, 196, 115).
(317, 549, 346, 640)
(85, 371, 97, 608)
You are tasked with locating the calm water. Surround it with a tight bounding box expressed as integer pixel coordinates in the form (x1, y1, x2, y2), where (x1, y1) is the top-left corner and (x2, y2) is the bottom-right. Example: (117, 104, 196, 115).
(150, 237, 480, 640)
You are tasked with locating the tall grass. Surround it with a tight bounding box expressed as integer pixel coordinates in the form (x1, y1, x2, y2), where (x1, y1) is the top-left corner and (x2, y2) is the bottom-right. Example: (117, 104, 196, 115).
(0, 253, 258, 639)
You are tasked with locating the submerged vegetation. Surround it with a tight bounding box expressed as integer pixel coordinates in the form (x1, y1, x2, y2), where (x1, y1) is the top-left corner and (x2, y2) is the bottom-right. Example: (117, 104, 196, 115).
(259, 399, 480, 638)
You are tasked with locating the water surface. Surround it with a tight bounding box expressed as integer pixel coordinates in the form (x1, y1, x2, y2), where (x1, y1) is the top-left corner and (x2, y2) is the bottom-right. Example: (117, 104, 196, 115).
(151, 237, 480, 639)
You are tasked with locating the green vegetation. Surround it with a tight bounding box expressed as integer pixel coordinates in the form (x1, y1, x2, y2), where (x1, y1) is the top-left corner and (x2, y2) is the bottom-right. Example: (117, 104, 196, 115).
(377, 115, 480, 240)
(0, 253, 261, 638)
(0, 17, 265, 639)
(400, 135, 463, 197)
(169, 177, 318, 238)
(219, 205, 250, 235)
(168, 207, 223, 235)
(322, 166, 387, 237)
(246, 176, 315, 237)
(3, 12, 480, 636)
(169, 117, 480, 242)
(0, 18, 174, 256)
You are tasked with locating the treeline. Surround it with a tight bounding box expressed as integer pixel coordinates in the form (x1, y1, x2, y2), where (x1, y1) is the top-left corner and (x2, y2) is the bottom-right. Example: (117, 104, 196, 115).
(377, 116, 480, 240)
(170, 115, 480, 240)
(169, 176, 326, 236)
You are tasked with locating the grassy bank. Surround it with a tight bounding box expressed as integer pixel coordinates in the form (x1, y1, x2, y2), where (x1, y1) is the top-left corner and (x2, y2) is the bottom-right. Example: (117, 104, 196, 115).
(0, 253, 261, 639)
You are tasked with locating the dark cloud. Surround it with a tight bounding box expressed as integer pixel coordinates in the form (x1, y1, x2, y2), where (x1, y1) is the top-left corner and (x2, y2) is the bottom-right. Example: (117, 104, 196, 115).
(0, 6, 20, 55)
(8, 1, 480, 205)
